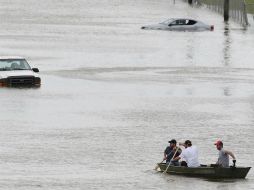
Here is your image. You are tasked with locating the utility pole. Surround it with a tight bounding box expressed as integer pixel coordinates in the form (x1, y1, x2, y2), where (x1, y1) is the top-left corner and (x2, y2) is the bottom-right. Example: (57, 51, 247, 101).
(224, 0, 229, 21)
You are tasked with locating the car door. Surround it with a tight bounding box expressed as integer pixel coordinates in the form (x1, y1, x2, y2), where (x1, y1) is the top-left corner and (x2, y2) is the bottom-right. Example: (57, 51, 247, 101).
(184, 19, 198, 31)
(168, 19, 186, 31)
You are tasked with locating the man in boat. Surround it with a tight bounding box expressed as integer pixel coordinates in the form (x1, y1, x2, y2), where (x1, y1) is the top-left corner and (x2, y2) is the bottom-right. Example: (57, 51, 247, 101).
(214, 140, 236, 167)
(164, 139, 181, 166)
(173, 140, 200, 167)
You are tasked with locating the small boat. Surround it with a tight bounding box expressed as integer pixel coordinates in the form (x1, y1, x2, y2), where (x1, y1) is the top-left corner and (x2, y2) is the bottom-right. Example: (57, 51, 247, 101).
(158, 163, 251, 179)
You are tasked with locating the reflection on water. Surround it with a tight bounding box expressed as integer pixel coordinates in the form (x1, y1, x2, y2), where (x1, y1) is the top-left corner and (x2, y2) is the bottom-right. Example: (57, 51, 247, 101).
(223, 23, 231, 66)
(223, 86, 232, 97)
(186, 36, 195, 65)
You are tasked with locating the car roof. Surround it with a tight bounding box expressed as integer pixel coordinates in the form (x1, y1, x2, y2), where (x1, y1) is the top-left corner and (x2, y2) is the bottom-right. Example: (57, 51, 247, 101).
(171, 18, 197, 21)
(0, 56, 25, 60)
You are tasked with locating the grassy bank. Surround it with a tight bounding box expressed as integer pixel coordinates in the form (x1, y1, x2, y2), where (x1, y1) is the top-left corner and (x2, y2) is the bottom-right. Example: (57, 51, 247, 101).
(245, 0, 254, 14)
(201, 0, 254, 14)
(245, 0, 254, 3)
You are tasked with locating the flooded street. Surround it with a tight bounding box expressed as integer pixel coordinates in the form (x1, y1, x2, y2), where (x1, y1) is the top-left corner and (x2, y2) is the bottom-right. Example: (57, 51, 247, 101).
(0, 0, 254, 189)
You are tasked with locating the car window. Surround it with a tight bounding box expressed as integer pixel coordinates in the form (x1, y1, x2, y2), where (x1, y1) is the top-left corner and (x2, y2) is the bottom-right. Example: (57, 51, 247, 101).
(169, 20, 176, 26)
(169, 19, 188, 26)
(187, 20, 197, 25)
(161, 19, 174, 25)
(0, 59, 31, 71)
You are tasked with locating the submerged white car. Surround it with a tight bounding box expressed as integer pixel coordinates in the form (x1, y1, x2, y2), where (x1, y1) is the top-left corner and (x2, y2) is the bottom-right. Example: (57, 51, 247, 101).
(0, 57, 41, 87)
(141, 18, 214, 31)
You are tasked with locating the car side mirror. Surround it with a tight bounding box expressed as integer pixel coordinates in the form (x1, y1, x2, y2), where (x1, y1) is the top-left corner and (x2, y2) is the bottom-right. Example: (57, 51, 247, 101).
(32, 68, 39, 73)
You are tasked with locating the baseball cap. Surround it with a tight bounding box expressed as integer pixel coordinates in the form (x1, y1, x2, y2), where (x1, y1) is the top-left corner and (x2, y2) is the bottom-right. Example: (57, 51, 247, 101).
(214, 140, 223, 146)
(168, 139, 177, 144)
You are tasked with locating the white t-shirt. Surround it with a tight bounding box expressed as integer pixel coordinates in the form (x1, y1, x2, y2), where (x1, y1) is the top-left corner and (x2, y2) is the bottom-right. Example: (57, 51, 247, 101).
(179, 146, 200, 167)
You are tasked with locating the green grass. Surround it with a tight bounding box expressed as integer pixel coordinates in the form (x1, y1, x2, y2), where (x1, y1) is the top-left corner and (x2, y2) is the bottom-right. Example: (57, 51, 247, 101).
(245, 0, 254, 3)
(201, 0, 254, 14)
(245, 0, 254, 14)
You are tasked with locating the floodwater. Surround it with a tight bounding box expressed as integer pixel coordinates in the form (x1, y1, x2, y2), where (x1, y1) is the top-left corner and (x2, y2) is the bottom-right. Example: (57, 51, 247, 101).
(0, 0, 254, 189)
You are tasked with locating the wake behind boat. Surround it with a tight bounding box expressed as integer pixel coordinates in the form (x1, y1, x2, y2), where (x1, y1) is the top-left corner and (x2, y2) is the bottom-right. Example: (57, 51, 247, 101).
(158, 163, 251, 179)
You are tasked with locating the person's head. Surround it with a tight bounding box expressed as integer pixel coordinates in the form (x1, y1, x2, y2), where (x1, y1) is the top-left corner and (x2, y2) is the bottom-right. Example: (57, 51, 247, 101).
(168, 139, 177, 148)
(183, 140, 192, 148)
(214, 140, 223, 150)
(11, 62, 19, 69)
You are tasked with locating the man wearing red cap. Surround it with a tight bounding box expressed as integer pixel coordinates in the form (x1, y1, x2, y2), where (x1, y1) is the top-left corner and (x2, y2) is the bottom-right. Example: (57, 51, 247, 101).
(214, 140, 236, 167)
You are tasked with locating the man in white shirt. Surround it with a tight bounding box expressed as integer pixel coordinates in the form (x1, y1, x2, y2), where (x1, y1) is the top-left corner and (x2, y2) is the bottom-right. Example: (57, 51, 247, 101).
(173, 140, 200, 167)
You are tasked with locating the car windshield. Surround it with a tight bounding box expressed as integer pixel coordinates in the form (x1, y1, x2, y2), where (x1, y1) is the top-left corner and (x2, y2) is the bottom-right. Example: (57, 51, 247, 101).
(0, 59, 31, 71)
(169, 19, 198, 26)
(160, 19, 174, 25)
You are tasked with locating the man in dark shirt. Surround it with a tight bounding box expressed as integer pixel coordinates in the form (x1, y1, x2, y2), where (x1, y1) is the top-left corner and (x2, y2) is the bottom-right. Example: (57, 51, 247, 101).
(164, 139, 181, 166)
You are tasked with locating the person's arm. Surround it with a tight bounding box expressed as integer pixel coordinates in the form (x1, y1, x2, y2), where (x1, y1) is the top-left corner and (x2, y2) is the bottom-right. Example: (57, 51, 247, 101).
(164, 152, 167, 160)
(173, 143, 185, 161)
(173, 149, 184, 161)
(164, 147, 171, 160)
(224, 150, 236, 166)
(224, 150, 236, 160)
(173, 156, 181, 161)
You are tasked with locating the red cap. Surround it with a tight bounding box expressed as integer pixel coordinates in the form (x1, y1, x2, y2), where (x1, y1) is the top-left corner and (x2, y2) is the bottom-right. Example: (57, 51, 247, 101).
(214, 140, 223, 146)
